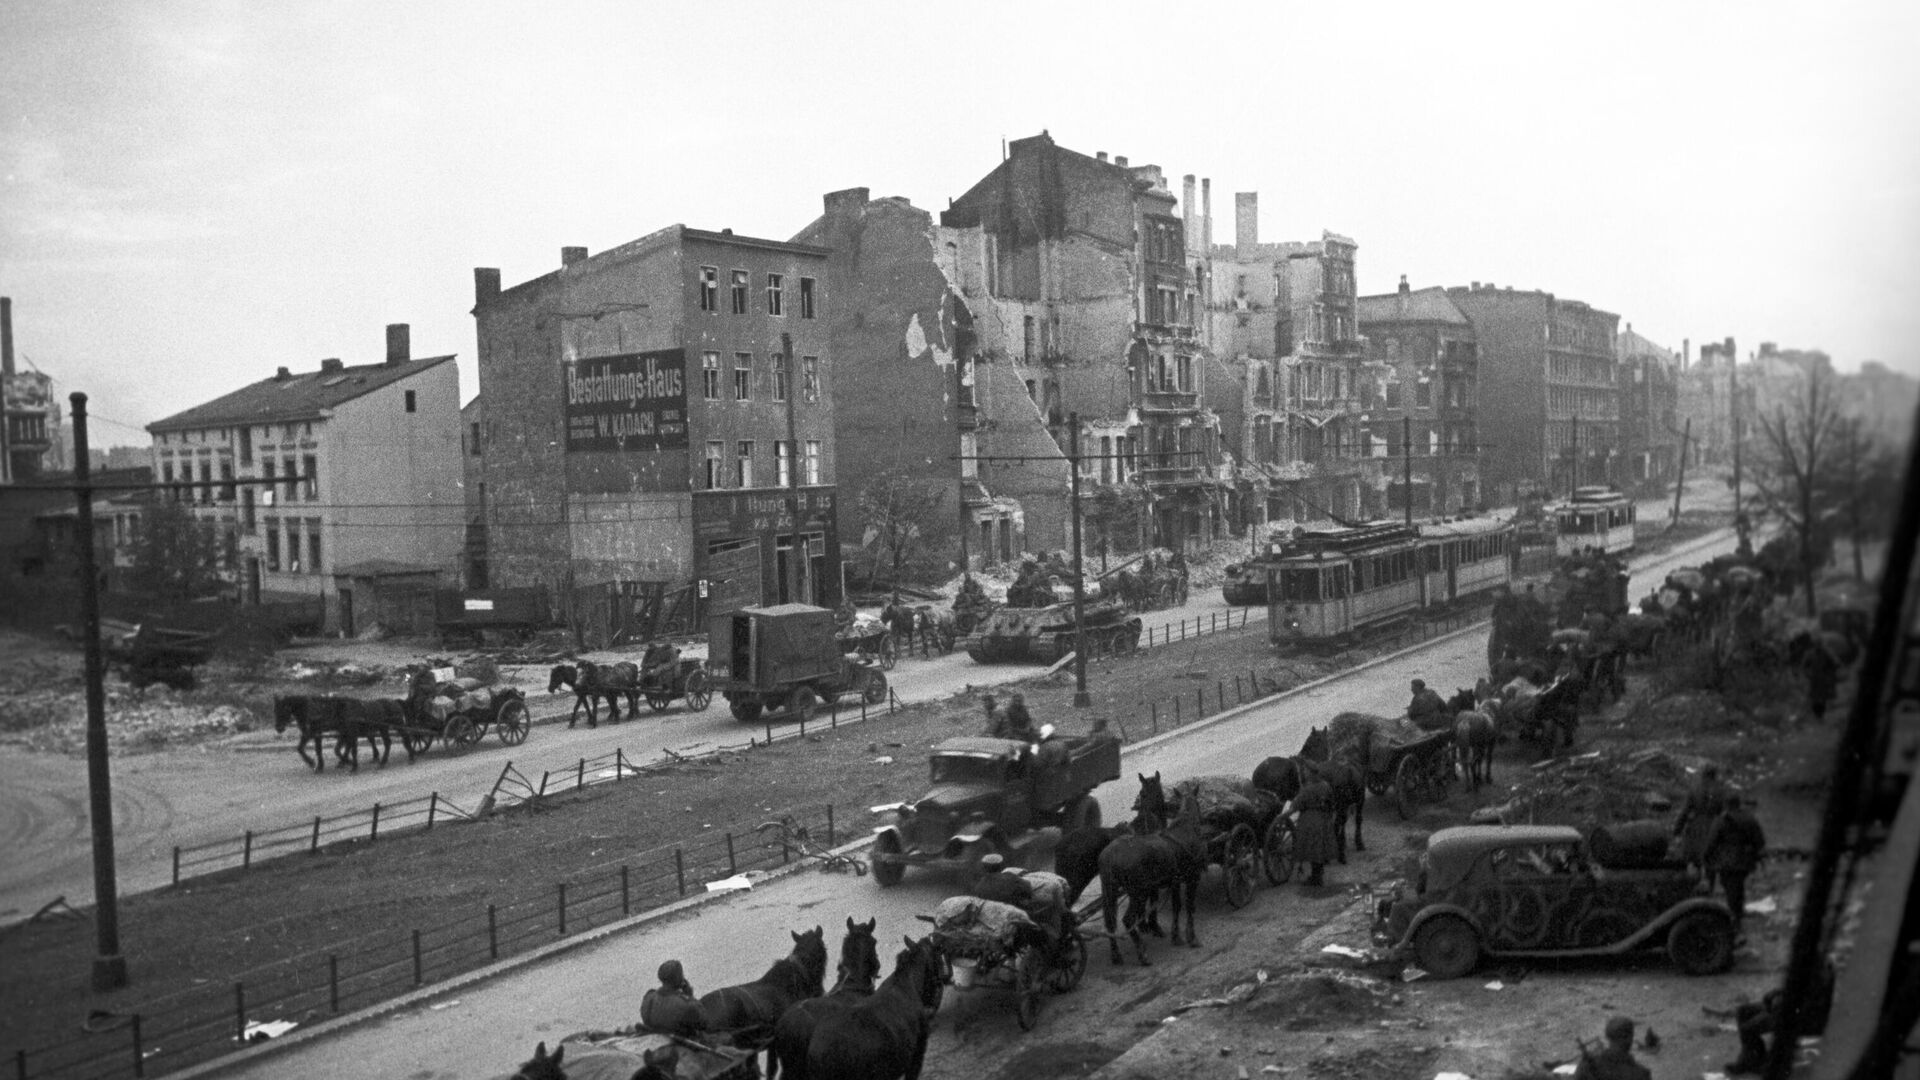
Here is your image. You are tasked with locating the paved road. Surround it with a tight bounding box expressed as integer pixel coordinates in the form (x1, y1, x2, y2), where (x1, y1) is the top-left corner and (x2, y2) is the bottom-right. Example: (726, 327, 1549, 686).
(0, 591, 1254, 925)
(203, 530, 1741, 1080)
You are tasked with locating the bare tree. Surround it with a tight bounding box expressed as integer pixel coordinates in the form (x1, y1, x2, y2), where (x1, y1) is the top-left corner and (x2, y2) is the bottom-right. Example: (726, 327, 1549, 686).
(126, 500, 235, 601)
(853, 469, 950, 587)
(1829, 417, 1905, 581)
(1749, 365, 1844, 617)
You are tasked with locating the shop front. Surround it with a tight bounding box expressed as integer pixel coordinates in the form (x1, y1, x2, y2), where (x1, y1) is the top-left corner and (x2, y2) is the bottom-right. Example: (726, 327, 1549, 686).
(692, 486, 841, 616)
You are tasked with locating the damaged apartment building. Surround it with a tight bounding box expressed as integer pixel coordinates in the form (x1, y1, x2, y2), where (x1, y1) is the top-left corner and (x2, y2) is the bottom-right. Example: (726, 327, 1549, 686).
(802, 132, 1232, 566)
(1206, 193, 1383, 528)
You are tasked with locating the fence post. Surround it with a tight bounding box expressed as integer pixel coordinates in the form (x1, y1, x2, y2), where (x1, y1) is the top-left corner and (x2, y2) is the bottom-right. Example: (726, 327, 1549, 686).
(370, 803, 381, 842)
(233, 982, 246, 1044)
(826, 804, 836, 846)
(726, 832, 737, 876)
(487, 905, 499, 960)
(130, 1013, 143, 1078)
(328, 954, 339, 1012)
(172, 846, 181, 885)
(615, 747, 627, 777)
(538, 772, 550, 799)
(578, 758, 586, 791)
(621, 865, 631, 916)
(558, 883, 568, 936)
(242, 830, 253, 869)
(1212, 613, 1218, 633)
(1235, 675, 1243, 703)
(830, 699, 838, 729)
(1196, 687, 1204, 716)
(799, 714, 806, 738)
(675, 848, 687, 896)
(861, 697, 867, 722)
(1150, 701, 1158, 734)
(1173, 696, 1182, 725)
(412, 929, 423, 985)
(426, 794, 438, 830)
(1218, 679, 1225, 711)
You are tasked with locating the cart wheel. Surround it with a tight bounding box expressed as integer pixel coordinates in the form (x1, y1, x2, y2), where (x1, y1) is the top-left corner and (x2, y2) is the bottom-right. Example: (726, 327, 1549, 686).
(445, 715, 479, 750)
(790, 687, 818, 724)
(1014, 947, 1041, 1031)
(495, 698, 529, 746)
(870, 831, 904, 886)
(729, 698, 763, 724)
(1263, 817, 1296, 885)
(879, 636, 897, 671)
(402, 729, 435, 757)
(684, 670, 712, 711)
(1224, 824, 1258, 909)
(1394, 755, 1421, 820)
(645, 692, 672, 713)
(1049, 925, 1089, 992)
(862, 669, 888, 705)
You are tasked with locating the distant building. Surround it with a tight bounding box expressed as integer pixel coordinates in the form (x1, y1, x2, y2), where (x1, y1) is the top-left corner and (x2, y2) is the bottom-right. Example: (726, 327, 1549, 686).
(1677, 337, 1737, 467)
(1614, 325, 1681, 491)
(461, 394, 488, 588)
(1, 298, 67, 484)
(471, 227, 841, 624)
(1355, 277, 1481, 514)
(145, 324, 465, 633)
(1838, 361, 1919, 452)
(1446, 284, 1621, 503)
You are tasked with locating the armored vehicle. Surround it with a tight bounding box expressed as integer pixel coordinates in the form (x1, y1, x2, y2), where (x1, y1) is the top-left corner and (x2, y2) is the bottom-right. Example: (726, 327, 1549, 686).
(870, 734, 1121, 885)
(961, 597, 1140, 664)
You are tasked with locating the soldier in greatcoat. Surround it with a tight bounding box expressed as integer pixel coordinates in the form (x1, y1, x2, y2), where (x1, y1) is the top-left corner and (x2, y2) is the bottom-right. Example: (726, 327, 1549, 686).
(1703, 791, 1768, 934)
(1288, 776, 1338, 887)
(1674, 764, 1731, 868)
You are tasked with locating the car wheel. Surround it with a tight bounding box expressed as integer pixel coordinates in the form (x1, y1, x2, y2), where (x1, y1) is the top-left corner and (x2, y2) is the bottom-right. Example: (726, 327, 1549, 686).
(870, 832, 904, 887)
(1413, 916, 1481, 979)
(1667, 911, 1736, 975)
(729, 698, 763, 724)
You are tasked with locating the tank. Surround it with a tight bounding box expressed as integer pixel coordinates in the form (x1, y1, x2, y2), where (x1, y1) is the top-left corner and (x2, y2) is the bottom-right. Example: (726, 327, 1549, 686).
(1220, 558, 1277, 605)
(962, 597, 1142, 663)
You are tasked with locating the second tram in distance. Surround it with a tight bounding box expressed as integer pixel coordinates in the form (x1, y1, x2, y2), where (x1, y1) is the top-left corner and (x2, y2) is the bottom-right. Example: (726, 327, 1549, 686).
(1551, 485, 1636, 559)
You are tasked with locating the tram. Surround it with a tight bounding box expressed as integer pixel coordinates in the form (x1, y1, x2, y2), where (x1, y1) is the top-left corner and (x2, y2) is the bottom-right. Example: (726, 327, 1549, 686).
(1551, 486, 1636, 559)
(1263, 517, 1516, 646)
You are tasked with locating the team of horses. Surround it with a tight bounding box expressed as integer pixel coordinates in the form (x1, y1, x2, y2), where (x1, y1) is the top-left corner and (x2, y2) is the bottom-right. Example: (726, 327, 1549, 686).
(548, 660, 642, 727)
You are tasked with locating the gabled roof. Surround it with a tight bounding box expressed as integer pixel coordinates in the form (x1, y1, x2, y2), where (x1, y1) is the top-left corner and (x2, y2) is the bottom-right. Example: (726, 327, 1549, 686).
(1356, 286, 1470, 327)
(148, 355, 455, 433)
(1616, 326, 1678, 363)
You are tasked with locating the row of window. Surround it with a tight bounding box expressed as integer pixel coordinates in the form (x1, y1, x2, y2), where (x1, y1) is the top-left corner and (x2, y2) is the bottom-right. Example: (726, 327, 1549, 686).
(162, 455, 317, 505)
(701, 439, 822, 490)
(263, 518, 323, 574)
(700, 352, 820, 403)
(697, 268, 818, 319)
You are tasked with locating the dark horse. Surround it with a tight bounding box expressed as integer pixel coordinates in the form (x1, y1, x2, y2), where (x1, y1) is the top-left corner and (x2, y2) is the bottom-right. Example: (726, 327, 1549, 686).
(547, 660, 641, 728)
(508, 1039, 679, 1080)
(1097, 776, 1205, 965)
(804, 936, 945, 1080)
(1253, 723, 1371, 862)
(768, 916, 882, 1080)
(697, 925, 828, 1047)
(273, 694, 401, 773)
(1446, 688, 1498, 793)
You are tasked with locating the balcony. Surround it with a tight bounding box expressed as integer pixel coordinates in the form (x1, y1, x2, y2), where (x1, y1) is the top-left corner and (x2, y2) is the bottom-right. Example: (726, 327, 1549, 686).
(1139, 389, 1200, 412)
(1138, 464, 1210, 488)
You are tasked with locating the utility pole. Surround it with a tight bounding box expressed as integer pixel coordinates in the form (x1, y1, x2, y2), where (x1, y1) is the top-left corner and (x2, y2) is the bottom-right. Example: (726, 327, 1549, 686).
(1670, 417, 1692, 526)
(1732, 351, 1748, 555)
(1402, 415, 1414, 527)
(780, 333, 805, 603)
(1067, 413, 1090, 708)
(71, 394, 128, 990)
(957, 472, 970, 571)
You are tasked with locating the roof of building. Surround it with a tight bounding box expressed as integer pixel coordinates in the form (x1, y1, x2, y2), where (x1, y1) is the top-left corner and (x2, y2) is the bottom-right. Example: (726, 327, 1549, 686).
(1616, 326, 1678, 363)
(1356, 286, 1470, 326)
(148, 355, 455, 433)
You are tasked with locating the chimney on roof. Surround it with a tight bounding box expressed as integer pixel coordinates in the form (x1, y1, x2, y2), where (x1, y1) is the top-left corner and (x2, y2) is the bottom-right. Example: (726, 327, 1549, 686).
(721, 228, 733, 236)
(275, 366, 292, 381)
(320, 358, 344, 373)
(474, 267, 501, 305)
(1114, 155, 1128, 167)
(1182, 175, 1196, 254)
(561, 246, 588, 267)
(0, 296, 11, 377)
(1398, 274, 1410, 296)
(1682, 337, 1690, 369)
(386, 323, 410, 366)
(1235, 192, 1257, 259)
(1470, 281, 1480, 290)
(1201, 179, 1211, 252)
(1096, 151, 1108, 163)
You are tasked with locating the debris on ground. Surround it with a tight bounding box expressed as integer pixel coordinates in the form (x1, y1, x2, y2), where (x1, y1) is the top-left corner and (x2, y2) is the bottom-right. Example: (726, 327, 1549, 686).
(1472, 745, 1714, 828)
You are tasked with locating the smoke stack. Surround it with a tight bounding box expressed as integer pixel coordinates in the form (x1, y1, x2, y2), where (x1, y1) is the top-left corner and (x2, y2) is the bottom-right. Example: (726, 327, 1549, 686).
(1114, 155, 1128, 167)
(474, 267, 501, 305)
(561, 246, 588, 267)
(386, 323, 410, 366)
(1201, 179, 1211, 251)
(1, 296, 11, 377)
(275, 366, 292, 381)
(1096, 151, 1108, 163)
(1235, 192, 1258, 259)
(1398, 274, 1411, 296)
(1682, 337, 1690, 369)
(320, 358, 344, 373)
(1182, 174, 1196, 254)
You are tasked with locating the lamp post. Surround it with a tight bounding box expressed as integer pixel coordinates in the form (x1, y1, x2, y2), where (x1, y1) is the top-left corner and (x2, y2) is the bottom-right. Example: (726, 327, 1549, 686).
(72, 394, 128, 990)
(1067, 412, 1090, 707)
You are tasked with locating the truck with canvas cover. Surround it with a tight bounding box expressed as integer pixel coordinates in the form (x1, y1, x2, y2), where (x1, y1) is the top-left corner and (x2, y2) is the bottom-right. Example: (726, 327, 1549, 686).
(869, 734, 1121, 885)
(706, 603, 889, 724)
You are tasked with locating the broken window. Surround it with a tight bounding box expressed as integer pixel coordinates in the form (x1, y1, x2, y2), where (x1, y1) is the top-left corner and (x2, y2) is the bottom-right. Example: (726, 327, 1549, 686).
(802, 356, 820, 402)
(734, 353, 753, 401)
(731, 269, 749, 314)
(799, 277, 816, 319)
(705, 441, 725, 489)
(699, 266, 719, 311)
(703, 352, 721, 400)
(766, 273, 784, 317)
(735, 441, 755, 488)
(804, 440, 821, 484)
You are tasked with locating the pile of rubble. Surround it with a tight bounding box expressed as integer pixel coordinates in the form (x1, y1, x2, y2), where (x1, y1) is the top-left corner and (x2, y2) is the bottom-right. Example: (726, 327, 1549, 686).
(0, 681, 262, 755)
(1473, 746, 1721, 828)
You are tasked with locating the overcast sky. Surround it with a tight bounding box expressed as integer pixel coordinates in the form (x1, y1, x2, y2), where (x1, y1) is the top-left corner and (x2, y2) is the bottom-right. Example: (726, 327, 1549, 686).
(3, 0, 1916, 447)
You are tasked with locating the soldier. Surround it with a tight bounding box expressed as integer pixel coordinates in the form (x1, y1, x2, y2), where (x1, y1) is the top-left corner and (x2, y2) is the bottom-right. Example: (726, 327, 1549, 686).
(979, 693, 1007, 738)
(1674, 763, 1731, 869)
(1003, 692, 1037, 742)
(1288, 775, 1337, 887)
(970, 854, 1061, 960)
(834, 597, 858, 634)
(1725, 959, 1837, 1075)
(1573, 1016, 1652, 1080)
(1703, 791, 1768, 934)
(641, 640, 681, 688)
(1407, 679, 1448, 731)
(639, 960, 707, 1037)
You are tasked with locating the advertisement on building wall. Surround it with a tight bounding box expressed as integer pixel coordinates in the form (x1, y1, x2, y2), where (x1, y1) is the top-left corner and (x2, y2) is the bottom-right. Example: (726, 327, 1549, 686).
(692, 487, 837, 540)
(563, 348, 689, 453)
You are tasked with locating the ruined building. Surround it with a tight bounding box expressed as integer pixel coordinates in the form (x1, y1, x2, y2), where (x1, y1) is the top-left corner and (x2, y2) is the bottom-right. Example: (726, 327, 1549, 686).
(1355, 277, 1481, 515)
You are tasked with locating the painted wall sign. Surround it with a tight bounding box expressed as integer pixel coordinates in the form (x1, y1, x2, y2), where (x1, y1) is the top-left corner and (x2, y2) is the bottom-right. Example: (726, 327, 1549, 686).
(692, 487, 837, 539)
(564, 348, 689, 452)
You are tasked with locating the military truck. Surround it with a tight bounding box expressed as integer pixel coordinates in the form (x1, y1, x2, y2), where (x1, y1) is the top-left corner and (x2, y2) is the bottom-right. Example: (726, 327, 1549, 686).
(869, 734, 1121, 885)
(707, 604, 889, 723)
(961, 597, 1141, 663)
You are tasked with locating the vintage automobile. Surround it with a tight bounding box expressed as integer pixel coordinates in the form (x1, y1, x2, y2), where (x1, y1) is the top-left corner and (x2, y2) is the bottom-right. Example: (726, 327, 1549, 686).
(869, 735, 1120, 886)
(1371, 824, 1736, 979)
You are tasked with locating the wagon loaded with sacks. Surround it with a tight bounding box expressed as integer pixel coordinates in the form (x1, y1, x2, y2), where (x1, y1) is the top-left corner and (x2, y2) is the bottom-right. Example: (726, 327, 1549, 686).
(1165, 775, 1298, 898)
(396, 664, 530, 753)
(921, 873, 1089, 1031)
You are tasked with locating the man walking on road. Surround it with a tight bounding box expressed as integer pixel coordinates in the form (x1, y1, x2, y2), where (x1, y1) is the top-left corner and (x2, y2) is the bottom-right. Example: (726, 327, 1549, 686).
(1703, 791, 1767, 934)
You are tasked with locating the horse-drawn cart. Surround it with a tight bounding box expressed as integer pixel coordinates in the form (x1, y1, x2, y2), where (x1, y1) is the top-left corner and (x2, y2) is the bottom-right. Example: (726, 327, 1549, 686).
(924, 891, 1088, 1031)
(1367, 728, 1456, 821)
(398, 667, 530, 754)
(1165, 776, 1290, 905)
(544, 1029, 759, 1080)
(835, 621, 897, 670)
(640, 658, 713, 713)
(102, 621, 216, 690)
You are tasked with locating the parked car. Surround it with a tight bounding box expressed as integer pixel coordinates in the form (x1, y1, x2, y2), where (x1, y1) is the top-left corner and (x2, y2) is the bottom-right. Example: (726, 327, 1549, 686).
(1371, 824, 1736, 979)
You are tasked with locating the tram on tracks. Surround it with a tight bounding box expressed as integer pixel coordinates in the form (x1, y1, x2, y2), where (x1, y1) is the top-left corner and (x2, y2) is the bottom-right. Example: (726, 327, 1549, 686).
(1263, 517, 1517, 647)
(1551, 485, 1636, 559)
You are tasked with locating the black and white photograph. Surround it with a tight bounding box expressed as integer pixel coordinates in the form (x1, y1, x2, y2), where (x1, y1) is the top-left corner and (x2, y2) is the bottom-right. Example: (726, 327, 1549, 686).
(2, 2, 1917, 1078)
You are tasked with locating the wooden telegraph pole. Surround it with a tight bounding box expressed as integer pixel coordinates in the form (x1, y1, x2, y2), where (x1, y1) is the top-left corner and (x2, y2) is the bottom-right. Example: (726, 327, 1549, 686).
(1670, 417, 1692, 526)
(71, 394, 128, 990)
(1067, 413, 1090, 707)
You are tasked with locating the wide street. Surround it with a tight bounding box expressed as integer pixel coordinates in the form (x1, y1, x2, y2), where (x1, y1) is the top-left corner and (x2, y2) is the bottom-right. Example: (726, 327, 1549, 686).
(204, 530, 1741, 1080)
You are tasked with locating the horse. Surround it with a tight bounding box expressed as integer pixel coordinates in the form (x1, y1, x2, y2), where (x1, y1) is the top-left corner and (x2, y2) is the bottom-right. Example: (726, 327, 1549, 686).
(1449, 701, 1498, 795)
(697, 925, 828, 1047)
(1253, 723, 1371, 862)
(804, 936, 945, 1080)
(507, 1039, 678, 1080)
(1055, 823, 1126, 905)
(768, 917, 882, 1080)
(881, 600, 918, 656)
(273, 694, 393, 773)
(1485, 674, 1581, 758)
(547, 660, 641, 727)
(1097, 784, 1205, 965)
(910, 607, 955, 656)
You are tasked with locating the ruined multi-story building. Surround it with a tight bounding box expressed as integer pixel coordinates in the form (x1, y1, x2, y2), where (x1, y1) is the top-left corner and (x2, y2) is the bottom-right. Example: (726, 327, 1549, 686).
(471, 228, 841, 621)
(1677, 337, 1737, 468)
(0, 298, 66, 484)
(1614, 325, 1681, 491)
(936, 132, 1226, 553)
(1446, 284, 1621, 503)
(1355, 277, 1480, 515)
